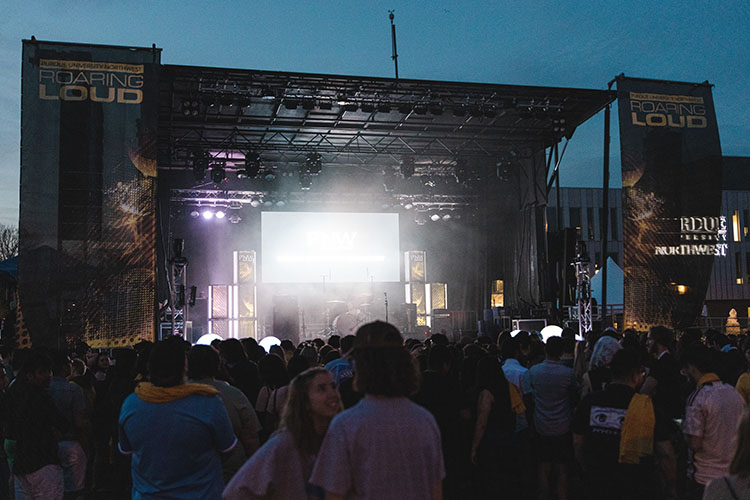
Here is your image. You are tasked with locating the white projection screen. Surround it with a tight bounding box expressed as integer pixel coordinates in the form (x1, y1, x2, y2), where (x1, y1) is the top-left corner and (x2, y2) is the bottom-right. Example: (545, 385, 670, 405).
(261, 212, 400, 283)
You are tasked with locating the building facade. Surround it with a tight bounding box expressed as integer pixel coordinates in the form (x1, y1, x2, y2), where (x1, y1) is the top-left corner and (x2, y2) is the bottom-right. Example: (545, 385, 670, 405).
(549, 156, 750, 327)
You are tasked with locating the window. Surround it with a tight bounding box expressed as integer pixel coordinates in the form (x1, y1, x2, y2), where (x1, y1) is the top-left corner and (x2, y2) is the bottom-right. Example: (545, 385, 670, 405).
(587, 207, 595, 240)
(736, 252, 743, 285)
(733, 210, 741, 242)
(569, 207, 581, 229)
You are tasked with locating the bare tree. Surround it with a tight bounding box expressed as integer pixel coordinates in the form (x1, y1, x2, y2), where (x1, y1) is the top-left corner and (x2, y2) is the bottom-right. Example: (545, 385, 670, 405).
(0, 225, 19, 261)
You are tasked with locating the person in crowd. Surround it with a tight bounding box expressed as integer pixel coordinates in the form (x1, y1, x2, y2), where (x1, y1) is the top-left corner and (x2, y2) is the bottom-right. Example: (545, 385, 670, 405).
(118, 338, 237, 499)
(255, 354, 289, 441)
(581, 335, 621, 397)
(414, 344, 463, 499)
(48, 351, 87, 500)
(573, 348, 676, 500)
(525, 336, 577, 500)
(324, 334, 361, 408)
(6, 350, 64, 500)
(682, 343, 745, 500)
(702, 408, 750, 500)
(735, 337, 750, 404)
(310, 321, 445, 500)
(219, 339, 261, 405)
(223, 367, 343, 500)
(188, 345, 261, 484)
(267, 354, 314, 423)
(327, 335, 341, 350)
(279, 339, 295, 364)
(642, 326, 684, 419)
(471, 355, 526, 499)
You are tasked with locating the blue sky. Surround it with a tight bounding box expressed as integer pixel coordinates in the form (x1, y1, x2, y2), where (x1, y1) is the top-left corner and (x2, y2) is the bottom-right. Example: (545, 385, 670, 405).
(1, 0, 748, 226)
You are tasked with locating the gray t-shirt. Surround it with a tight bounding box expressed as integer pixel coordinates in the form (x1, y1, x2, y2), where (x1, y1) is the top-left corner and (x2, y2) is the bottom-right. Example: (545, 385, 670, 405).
(525, 360, 577, 436)
(310, 396, 445, 500)
(223, 428, 316, 500)
(194, 378, 262, 484)
(703, 475, 750, 500)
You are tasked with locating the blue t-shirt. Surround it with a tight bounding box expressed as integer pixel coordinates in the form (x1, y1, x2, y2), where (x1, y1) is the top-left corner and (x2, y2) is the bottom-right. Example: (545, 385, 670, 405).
(119, 392, 237, 500)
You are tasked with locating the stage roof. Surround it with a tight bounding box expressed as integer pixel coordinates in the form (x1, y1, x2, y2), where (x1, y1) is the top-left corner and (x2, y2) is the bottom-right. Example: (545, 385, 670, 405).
(158, 64, 615, 176)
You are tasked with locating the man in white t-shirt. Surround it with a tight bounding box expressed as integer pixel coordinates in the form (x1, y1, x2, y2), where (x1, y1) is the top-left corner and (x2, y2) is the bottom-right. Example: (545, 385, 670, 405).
(681, 343, 744, 500)
(311, 321, 445, 500)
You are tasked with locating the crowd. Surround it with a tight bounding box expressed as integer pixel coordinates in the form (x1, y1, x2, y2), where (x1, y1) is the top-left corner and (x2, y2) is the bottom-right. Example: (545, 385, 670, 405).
(0, 321, 749, 500)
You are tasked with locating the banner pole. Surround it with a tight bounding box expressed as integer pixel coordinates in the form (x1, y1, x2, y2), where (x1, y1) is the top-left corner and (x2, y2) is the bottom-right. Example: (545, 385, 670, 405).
(601, 81, 613, 327)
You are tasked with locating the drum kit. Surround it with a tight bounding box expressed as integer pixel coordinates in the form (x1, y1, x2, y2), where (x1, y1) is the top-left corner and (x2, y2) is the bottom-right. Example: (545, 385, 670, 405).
(321, 296, 373, 338)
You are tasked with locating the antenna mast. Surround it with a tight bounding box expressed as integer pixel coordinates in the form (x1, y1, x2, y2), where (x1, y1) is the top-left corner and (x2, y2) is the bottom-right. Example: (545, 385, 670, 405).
(389, 11, 399, 80)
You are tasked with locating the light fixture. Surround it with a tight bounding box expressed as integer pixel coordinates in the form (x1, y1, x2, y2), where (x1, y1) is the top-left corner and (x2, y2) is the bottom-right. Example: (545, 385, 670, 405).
(299, 171, 312, 190)
(403, 202, 414, 210)
(211, 165, 226, 184)
(244, 150, 262, 178)
(442, 213, 451, 221)
(430, 213, 441, 222)
(228, 214, 241, 224)
(400, 157, 415, 178)
(676, 284, 687, 295)
(276, 200, 286, 207)
(305, 153, 322, 175)
(415, 212, 427, 225)
(215, 210, 226, 219)
(249, 198, 261, 208)
(455, 158, 470, 183)
(201, 210, 214, 220)
(192, 151, 209, 181)
(190, 210, 200, 219)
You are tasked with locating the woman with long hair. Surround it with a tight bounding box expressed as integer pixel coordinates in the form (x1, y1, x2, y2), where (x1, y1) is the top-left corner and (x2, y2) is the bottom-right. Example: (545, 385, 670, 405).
(223, 367, 342, 500)
(702, 407, 750, 499)
(471, 355, 526, 499)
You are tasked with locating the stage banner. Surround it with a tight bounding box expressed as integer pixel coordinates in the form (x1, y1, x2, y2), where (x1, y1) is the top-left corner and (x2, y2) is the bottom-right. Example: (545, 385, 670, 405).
(19, 40, 161, 347)
(617, 77, 722, 330)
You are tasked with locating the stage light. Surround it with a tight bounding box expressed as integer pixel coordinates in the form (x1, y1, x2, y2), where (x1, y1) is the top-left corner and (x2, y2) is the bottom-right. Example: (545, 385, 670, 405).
(305, 153, 323, 174)
(261, 86, 275, 99)
(400, 157, 415, 178)
(190, 210, 200, 219)
(211, 165, 226, 184)
(377, 102, 391, 113)
(343, 102, 359, 112)
(415, 212, 427, 225)
(244, 150, 262, 178)
(541, 325, 563, 343)
(264, 172, 276, 181)
(455, 159, 470, 184)
(430, 213, 441, 222)
(276, 200, 286, 207)
(196, 333, 223, 346)
(428, 103, 444, 115)
(319, 100, 333, 110)
(283, 99, 299, 110)
(201, 210, 214, 220)
(302, 99, 315, 111)
(259, 336, 281, 352)
(192, 151, 209, 181)
(263, 199, 274, 207)
(299, 172, 312, 190)
(398, 103, 412, 114)
(442, 213, 451, 221)
(228, 214, 241, 224)
(676, 284, 687, 294)
(361, 102, 375, 113)
(250, 198, 261, 208)
(414, 105, 427, 115)
(216, 210, 226, 219)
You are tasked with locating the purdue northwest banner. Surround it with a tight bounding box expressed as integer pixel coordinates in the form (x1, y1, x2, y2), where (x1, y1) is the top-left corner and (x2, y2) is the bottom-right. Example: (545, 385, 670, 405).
(19, 41, 160, 347)
(617, 77, 722, 330)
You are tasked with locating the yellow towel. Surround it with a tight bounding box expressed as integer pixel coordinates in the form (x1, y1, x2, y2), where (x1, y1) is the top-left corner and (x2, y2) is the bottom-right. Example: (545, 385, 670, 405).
(508, 382, 526, 415)
(618, 393, 655, 464)
(698, 372, 720, 389)
(135, 382, 219, 403)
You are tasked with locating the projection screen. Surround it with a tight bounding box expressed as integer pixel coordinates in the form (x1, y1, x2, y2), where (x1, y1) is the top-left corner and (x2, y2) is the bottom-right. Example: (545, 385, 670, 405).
(261, 212, 400, 283)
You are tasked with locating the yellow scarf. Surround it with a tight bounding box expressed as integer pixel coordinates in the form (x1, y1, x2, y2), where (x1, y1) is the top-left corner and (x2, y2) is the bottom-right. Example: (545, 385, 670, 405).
(508, 382, 526, 415)
(697, 372, 720, 389)
(135, 382, 219, 403)
(618, 393, 655, 464)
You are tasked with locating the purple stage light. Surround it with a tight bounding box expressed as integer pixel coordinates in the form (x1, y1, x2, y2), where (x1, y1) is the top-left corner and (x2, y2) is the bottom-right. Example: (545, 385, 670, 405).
(202, 210, 214, 220)
(216, 210, 226, 219)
